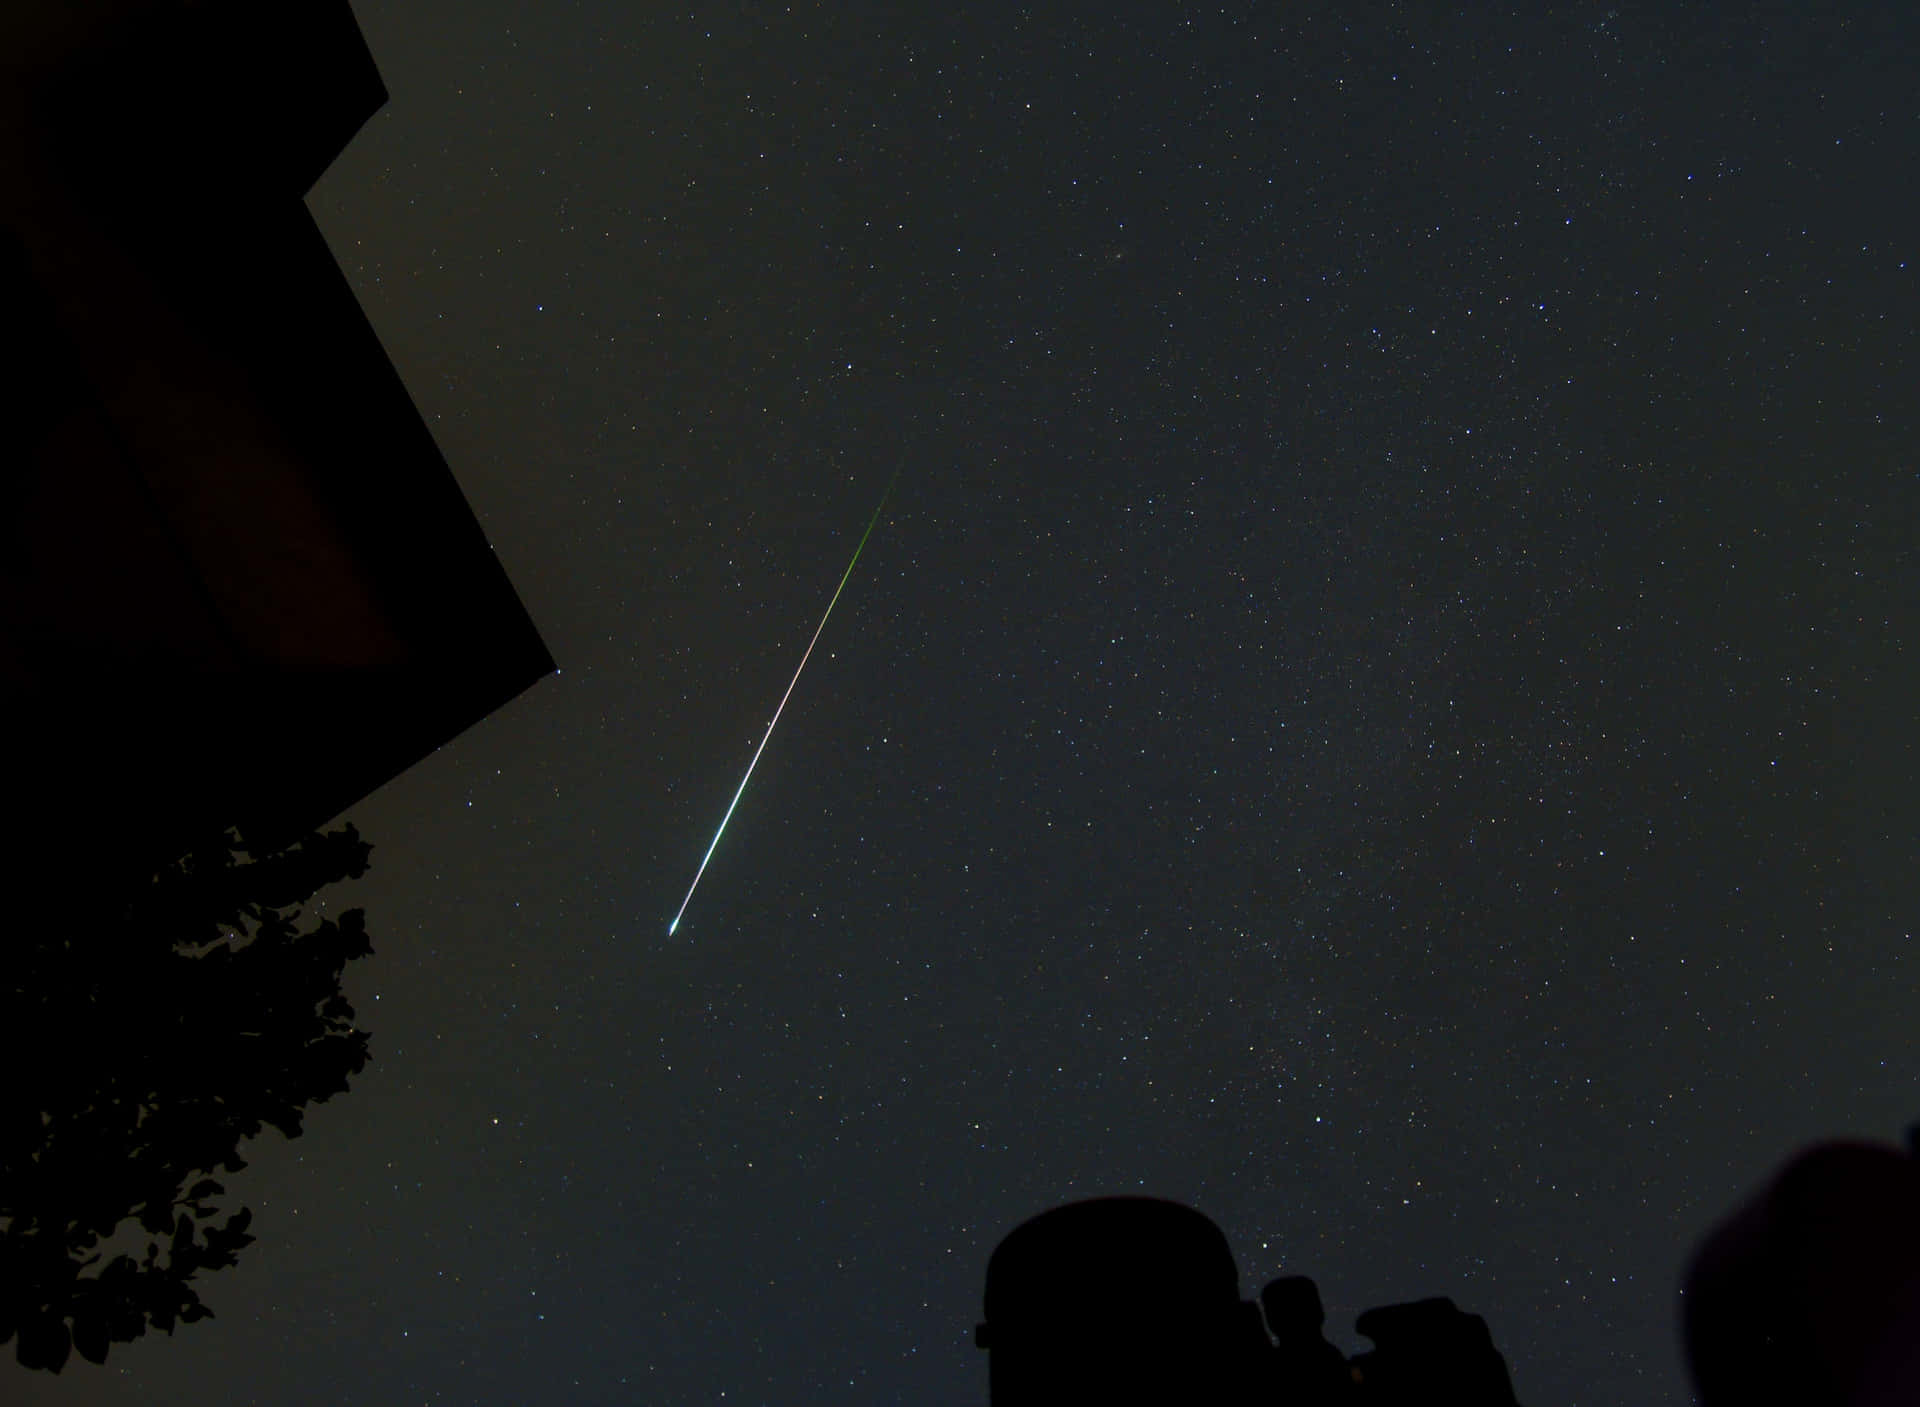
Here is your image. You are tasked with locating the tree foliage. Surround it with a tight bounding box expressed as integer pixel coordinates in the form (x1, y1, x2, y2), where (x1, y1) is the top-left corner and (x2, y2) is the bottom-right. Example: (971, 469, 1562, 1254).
(0, 824, 374, 1372)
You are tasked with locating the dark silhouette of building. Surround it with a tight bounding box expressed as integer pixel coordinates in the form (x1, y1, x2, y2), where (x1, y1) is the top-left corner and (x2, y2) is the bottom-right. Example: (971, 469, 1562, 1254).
(3, 0, 553, 878)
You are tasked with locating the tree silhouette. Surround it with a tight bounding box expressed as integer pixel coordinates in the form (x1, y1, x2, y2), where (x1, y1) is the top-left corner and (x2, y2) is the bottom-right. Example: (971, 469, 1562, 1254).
(0, 823, 374, 1372)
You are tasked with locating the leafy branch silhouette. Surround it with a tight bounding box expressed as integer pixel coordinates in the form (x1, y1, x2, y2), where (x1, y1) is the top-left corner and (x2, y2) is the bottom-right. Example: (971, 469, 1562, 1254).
(0, 824, 374, 1372)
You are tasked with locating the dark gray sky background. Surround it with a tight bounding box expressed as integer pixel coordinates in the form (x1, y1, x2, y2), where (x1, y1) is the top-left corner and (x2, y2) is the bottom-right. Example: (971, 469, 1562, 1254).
(15, 2, 1918, 1403)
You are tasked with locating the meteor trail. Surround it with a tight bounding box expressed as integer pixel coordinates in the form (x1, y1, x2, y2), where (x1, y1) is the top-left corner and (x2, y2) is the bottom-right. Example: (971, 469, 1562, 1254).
(667, 472, 898, 936)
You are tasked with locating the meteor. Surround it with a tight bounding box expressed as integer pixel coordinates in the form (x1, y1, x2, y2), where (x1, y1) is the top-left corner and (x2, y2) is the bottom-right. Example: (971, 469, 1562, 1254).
(667, 472, 898, 936)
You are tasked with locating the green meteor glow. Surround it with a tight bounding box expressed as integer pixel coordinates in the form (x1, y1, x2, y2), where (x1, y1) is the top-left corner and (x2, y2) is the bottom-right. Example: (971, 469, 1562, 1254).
(667, 472, 898, 936)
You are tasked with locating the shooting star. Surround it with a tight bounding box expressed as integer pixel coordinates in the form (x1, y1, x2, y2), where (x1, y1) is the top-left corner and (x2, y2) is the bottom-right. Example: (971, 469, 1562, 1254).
(667, 472, 898, 936)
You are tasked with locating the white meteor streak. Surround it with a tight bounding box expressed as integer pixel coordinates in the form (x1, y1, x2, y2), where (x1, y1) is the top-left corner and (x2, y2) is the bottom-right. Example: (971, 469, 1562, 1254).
(667, 473, 897, 936)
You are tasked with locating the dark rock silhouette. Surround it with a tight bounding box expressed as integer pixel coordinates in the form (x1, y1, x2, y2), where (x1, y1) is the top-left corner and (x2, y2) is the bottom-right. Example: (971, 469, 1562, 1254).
(1263, 1275, 1361, 1404)
(979, 1125, 1920, 1405)
(977, 1195, 1517, 1405)
(0, 824, 374, 1373)
(1681, 1125, 1920, 1406)
(1348, 1297, 1517, 1405)
(977, 1198, 1270, 1404)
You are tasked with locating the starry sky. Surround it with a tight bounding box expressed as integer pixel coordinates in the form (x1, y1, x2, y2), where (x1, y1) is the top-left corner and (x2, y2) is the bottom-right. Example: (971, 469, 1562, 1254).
(16, 2, 1919, 1403)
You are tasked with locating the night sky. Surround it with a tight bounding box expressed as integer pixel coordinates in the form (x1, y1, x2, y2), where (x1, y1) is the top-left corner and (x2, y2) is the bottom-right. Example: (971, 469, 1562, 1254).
(17, 2, 1919, 1404)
